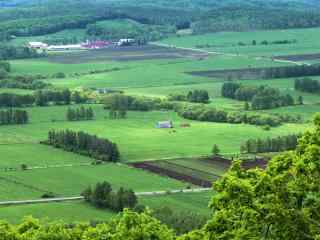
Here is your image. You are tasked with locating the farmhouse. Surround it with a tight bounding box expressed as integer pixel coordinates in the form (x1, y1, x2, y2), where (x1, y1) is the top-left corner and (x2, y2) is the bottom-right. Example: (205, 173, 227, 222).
(28, 42, 48, 49)
(156, 121, 173, 128)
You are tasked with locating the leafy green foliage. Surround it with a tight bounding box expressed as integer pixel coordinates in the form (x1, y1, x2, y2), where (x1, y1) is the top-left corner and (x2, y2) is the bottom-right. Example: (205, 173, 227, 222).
(240, 133, 302, 153)
(66, 106, 94, 121)
(182, 114, 320, 239)
(0, 210, 175, 239)
(82, 181, 138, 212)
(222, 83, 295, 110)
(295, 78, 320, 94)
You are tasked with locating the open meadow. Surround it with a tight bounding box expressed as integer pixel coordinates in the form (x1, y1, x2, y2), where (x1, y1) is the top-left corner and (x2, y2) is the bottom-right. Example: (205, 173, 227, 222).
(159, 28, 320, 58)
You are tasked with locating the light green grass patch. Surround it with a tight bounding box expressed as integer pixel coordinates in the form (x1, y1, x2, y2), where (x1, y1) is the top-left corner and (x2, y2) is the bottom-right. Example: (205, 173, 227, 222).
(0, 164, 188, 199)
(0, 202, 115, 224)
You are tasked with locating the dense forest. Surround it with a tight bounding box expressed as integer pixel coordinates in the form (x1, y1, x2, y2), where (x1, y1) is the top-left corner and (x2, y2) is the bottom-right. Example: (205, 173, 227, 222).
(1, 0, 320, 44)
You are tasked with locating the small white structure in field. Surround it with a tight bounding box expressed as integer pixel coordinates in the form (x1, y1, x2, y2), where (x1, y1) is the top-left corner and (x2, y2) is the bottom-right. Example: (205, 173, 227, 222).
(28, 42, 48, 49)
(117, 38, 135, 46)
(47, 44, 83, 51)
(156, 121, 173, 129)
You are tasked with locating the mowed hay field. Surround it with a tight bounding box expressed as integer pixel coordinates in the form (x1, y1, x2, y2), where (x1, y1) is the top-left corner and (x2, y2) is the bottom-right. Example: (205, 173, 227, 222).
(0, 164, 188, 200)
(159, 27, 320, 58)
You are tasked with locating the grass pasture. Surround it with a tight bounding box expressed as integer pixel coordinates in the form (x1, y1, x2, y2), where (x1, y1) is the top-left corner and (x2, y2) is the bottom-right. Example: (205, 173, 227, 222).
(159, 27, 320, 57)
(0, 164, 188, 200)
(0, 144, 91, 169)
(0, 191, 212, 224)
(0, 202, 115, 224)
(0, 105, 310, 161)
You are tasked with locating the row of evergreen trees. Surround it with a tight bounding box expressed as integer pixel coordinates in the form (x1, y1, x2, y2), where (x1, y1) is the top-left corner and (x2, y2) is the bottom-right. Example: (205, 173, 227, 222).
(0, 91, 88, 108)
(240, 134, 302, 154)
(66, 107, 94, 121)
(262, 64, 320, 79)
(295, 78, 320, 93)
(0, 93, 34, 107)
(168, 90, 209, 103)
(221, 82, 295, 110)
(35, 89, 71, 106)
(0, 109, 28, 125)
(82, 181, 137, 212)
(45, 130, 119, 162)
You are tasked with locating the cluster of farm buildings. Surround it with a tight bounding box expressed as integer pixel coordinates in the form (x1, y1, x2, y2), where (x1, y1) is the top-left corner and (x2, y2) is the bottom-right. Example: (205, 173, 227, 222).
(28, 39, 135, 51)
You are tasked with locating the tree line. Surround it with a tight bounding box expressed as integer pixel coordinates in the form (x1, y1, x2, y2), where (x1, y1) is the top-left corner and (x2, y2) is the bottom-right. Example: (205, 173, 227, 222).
(295, 77, 320, 94)
(0, 45, 42, 60)
(104, 94, 175, 118)
(0, 75, 50, 90)
(66, 106, 94, 121)
(177, 105, 300, 127)
(0, 91, 86, 108)
(0, 109, 28, 125)
(82, 181, 137, 212)
(240, 134, 302, 154)
(192, 5, 320, 34)
(0, 93, 35, 107)
(263, 64, 320, 79)
(44, 130, 119, 162)
(221, 82, 295, 110)
(168, 90, 209, 104)
(0, 61, 10, 80)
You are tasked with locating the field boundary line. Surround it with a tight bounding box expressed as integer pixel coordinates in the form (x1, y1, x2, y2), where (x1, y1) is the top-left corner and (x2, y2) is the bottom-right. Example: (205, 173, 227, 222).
(0, 188, 211, 206)
(151, 42, 310, 66)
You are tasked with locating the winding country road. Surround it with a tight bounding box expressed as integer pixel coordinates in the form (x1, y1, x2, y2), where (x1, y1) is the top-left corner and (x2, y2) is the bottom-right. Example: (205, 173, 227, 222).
(0, 188, 211, 206)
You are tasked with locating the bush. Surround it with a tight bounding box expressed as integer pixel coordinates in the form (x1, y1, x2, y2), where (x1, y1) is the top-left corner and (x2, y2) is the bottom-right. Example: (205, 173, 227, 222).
(41, 192, 55, 199)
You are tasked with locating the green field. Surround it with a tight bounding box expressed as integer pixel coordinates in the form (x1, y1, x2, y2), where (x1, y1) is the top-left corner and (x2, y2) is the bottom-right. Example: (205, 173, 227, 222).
(0, 144, 91, 169)
(0, 164, 188, 200)
(0, 202, 115, 223)
(159, 28, 320, 57)
(0, 105, 310, 161)
(0, 191, 212, 223)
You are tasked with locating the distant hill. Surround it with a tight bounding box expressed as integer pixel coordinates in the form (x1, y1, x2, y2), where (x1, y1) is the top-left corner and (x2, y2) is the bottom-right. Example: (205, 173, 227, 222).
(1, 0, 320, 42)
